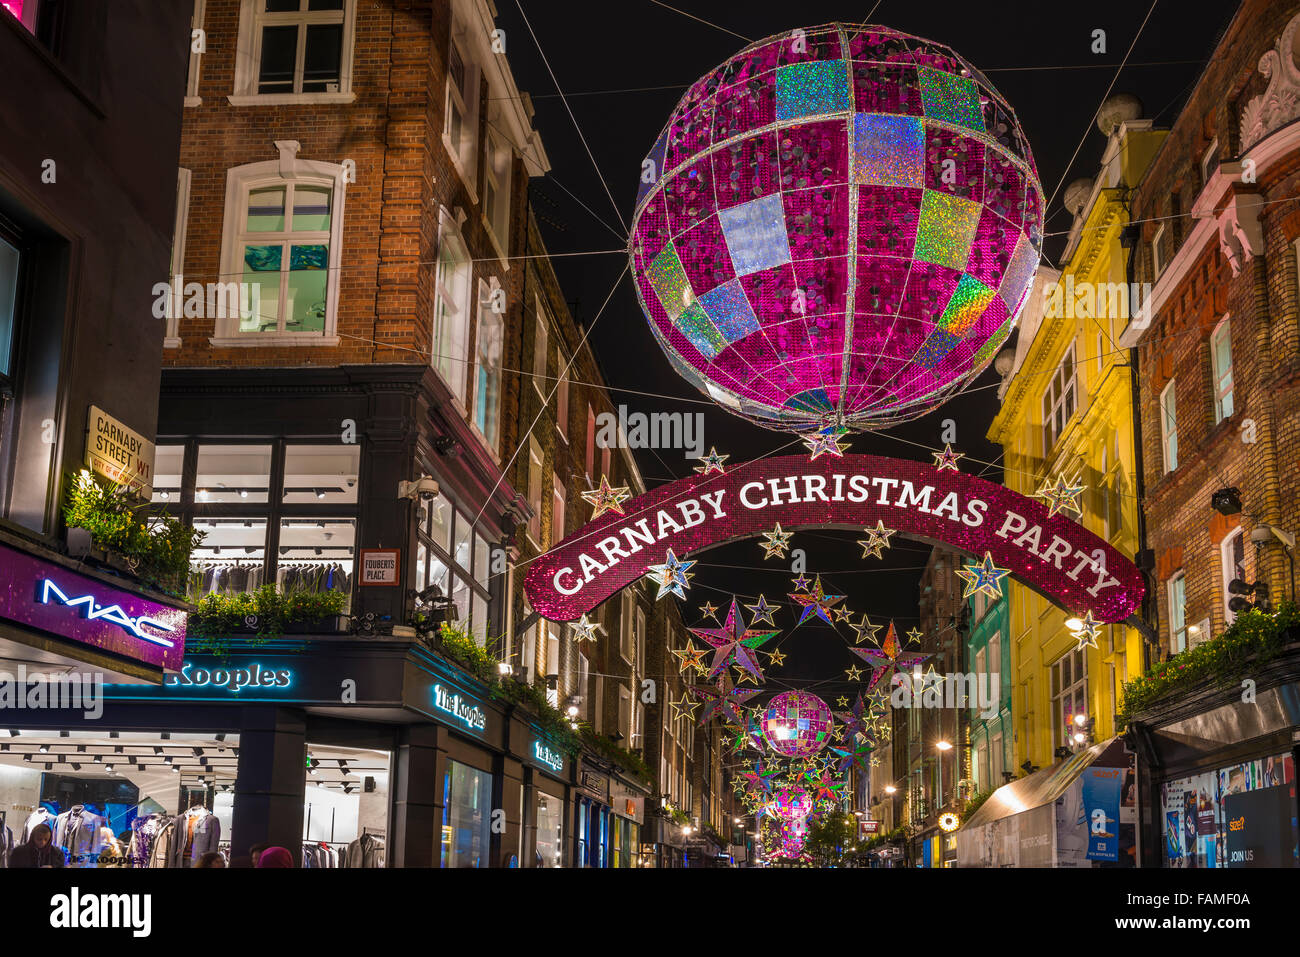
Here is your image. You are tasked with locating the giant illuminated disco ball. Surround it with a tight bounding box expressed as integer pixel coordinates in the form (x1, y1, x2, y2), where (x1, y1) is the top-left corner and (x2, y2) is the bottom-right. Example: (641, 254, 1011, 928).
(771, 785, 814, 821)
(630, 24, 1044, 432)
(762, 690, 833, 758)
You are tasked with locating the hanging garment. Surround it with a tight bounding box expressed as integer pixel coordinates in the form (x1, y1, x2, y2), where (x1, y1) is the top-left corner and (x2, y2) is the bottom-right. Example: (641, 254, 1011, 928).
(20, 807, 55, 845)
(343, 832, 385, 868)
(0, 823, 14, 868)
(54, 806, 106, 867)
(181, 807, 221, 867)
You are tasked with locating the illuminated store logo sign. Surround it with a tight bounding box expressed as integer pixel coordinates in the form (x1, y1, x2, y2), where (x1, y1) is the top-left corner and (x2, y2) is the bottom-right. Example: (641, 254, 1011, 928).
(433, 684, 487, 732)
(40, 579, 175, 647)
(524, 454, 1144, 624)
(165, 661, 292, 692)
(534, 740, 564, 773)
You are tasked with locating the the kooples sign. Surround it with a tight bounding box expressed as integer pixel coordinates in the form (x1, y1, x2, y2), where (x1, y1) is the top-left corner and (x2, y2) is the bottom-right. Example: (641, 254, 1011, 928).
(524, 454, 1143, 623)
(433, 684, 488, 735)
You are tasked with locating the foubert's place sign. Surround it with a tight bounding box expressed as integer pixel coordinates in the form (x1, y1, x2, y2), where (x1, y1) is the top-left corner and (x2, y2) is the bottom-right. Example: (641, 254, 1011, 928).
(524, 455, 1143, 624)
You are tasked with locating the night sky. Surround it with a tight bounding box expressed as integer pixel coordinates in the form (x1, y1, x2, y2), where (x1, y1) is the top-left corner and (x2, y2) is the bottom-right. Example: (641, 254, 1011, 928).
(496, 1, 1238, 696)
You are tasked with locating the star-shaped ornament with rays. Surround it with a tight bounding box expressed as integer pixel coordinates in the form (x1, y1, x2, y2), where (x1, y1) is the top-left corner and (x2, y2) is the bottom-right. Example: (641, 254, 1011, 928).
(570, 614, 605, 644)
(856, 520, 897, 559)
(645, 548, 696, 600)
(851, 615, 883, 645)
(689, 598, 779, 683)
(579, 475, 631, 519)
(759, 523, 793, 559)
(1035, 473, 1086, 518)
(932, 443, 964, 471)
(693, 446, 729, 475)
(745, 594, 778, 626)
(802, 424, 849, 460)
(955, 551, 1012, 600)
(848, 621, 931, 694)
(788, 575, 845, 626)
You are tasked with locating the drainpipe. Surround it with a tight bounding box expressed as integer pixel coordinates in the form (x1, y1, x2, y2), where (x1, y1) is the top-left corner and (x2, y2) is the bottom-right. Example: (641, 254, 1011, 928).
(1124, 213, 1154, 673)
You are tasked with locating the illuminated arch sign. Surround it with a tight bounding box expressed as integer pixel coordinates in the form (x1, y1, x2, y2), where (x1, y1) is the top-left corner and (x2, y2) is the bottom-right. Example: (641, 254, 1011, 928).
(524, 455, 1143, 624)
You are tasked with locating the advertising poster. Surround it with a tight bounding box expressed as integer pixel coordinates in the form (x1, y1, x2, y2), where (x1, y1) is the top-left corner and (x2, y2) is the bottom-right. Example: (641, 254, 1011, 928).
(1081, 767, 1122, 862)
(1224, 785, 1294, 868)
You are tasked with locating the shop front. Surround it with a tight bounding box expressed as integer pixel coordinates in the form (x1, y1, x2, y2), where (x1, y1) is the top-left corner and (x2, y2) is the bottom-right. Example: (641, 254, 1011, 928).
(1128, 647, 1300, 869)
(574, 761, 611, 867)
(518, 731, 569, 867)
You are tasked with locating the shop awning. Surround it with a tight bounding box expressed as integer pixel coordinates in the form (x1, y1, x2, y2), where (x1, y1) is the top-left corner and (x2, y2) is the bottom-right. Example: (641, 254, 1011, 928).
(962, 736, 1125, 830)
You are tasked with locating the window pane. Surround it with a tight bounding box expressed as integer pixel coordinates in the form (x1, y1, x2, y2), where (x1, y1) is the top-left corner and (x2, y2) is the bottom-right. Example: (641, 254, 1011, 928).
(428, 555, 449, 597)
(150, 445, 185, 504)
(258, 25, 299, 94)
(302, 24, 343, 92)
(454, 511, 472, 569)
(473, 531, 489, 585)
(0, 236, 17, 377)
(429, 492, 452, 551)
(451, 575, 470, 625)
(307, 0, 344, 10)
(189, 518, 269, 595)
(286, 244, 328, 331)
(241, 245, 282, 332)
(292, 185, 332, 231)
(264, 0, 301, 11)
(196, 444, 272, 503)
(282, 444, 359, 504)
(416, 541, 429, 589)
(472, 592, 487, 645)
(247, 187, 287, 232)
(277, 517, 355, 612)
(441, 761, 492, 868)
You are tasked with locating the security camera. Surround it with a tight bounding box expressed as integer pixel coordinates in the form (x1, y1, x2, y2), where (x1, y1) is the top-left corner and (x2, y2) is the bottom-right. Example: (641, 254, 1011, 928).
(398, 475, 439, 502)
(1251, 523, 1296, 550)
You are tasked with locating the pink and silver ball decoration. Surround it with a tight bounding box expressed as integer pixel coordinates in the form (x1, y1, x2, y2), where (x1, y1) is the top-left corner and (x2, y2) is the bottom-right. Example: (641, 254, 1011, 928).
(762, 690, 833, 758)
(631, 23, 1044, 432)
(771, 785, 814, 821)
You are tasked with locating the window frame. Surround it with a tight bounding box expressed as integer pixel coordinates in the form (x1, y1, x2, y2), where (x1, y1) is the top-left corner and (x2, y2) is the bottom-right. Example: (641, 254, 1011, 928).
(1168, 570, 1187, 654)
(470, 277, 503, 455)
(482, 126, 512, 254)
(165, 168, 192, 348)
(414, 486, 495, 647)
(442, 26, 480, 198)
(1210, 316, 1234, 423)
(533, 295, 549, 400)
(555, 347, 570, 442)
(214, 156, 348, 346)
(1152, 224, 1166, 280)
(1200, 138, 1219, 188)
(185, 0, 207, 106)
(526, 435, 544, 546)
(1159, 379, 1178, 473)
(1050, 647, 1088, 751)
(1221, 527, 1245, 627)
(551, 472, 566, 545)
(1040, 343, 1078, 456)
(619, 590, 635, 664)
(432, 209, 473, 404)
(230, 0, 358, 106)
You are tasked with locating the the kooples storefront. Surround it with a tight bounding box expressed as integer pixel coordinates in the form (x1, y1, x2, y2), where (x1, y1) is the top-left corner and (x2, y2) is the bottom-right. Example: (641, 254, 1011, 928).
(3, 634, 571, 868)
(1128, 644, 1300, 869)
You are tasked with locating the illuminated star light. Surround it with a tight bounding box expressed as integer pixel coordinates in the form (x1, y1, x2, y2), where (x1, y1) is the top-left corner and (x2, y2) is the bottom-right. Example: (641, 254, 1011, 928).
(832, 606, 853, 624)
(904, 626, 924, 646)
(955, 551, 1012, 600)
(668, 695, 700, 723)
(845, 664, 864, 681)
(570, 614, 605, 643)
(579, 475, 631, 519)
(698, 601, 721, 621)
(836, 696, 850, 708)
(690, 675, 760, 724)
(932, 443, 964, 471)
(790, 573, 812, 592)
(690, 599, 779, 682)
(856, 520, 897, 559)
(849, 621, 931, 694)
(851, 615, 883, 645)
(745, 594, 778, 626)
(1035, 473, 1086, 518)
(759, 523, 793, 559)
(788, 575, 846, 626)
(693, 446, 730, 475)
(766, 648, 786, 666)
(645, 548, 696, 600)
(1070, 610, 1104, 650)
(803, 425, 849, 460)
(670, 643, 707, 673)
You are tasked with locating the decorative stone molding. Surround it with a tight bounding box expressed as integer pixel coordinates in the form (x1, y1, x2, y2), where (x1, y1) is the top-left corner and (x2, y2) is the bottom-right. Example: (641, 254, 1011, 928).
(1239, 11, 1300, 152)
(1216, 192, 1265, 278)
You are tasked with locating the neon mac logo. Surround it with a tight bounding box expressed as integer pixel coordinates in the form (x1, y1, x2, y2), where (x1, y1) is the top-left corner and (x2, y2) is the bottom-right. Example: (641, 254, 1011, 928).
(39, 580, 176, 648)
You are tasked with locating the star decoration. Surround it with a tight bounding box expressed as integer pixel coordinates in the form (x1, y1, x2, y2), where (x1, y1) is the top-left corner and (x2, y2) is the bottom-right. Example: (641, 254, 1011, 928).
(851, 615, 883, 645)
(689, 675, 760, 724)
(832, 606, 853, 623)
(848, 621, 931, 693)
(668, 695, 700, 723)
(802, 424, 850, 460)
(831, 726, 846, 742)
(689, 599, 779, 682)
(1035, 473, 1086, 518)
(932, 443, 964, 471)
(759, 523, 793, 559)
(766, 648, 786, 666)
(836, 696, 849, 708)
(693, 446, 729, 475)
(570, 614, 605, 643)
(733, 667, 760, 686)
(1070, 610, 1104, 650)
(645, 548, 696, 600)
(788, 575, 845, 626)
(833, 692, 875, 743)
(579, 475, 631, 519)
(955, 551, 1012, 600)
(745, 594, 778, 626)
(808, 770, 846, 803)
(904, 626, 925, 646)
(845, 664, 864, 681)
(698, 601, 721, 621)
(670, 643, 708, 674)
(856, 520, 897, 559)
(790, 573, 812, 591)
(829, 737, 875, 775)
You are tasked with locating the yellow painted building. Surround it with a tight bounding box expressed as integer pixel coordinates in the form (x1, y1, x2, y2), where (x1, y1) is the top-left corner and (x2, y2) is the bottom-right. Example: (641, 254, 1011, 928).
(986, 101, 1165, 773)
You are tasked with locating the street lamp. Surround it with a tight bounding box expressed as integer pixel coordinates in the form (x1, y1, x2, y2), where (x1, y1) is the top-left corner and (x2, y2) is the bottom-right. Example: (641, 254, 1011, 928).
(884, 785, 896, 794)
(936, 741, 952, 812)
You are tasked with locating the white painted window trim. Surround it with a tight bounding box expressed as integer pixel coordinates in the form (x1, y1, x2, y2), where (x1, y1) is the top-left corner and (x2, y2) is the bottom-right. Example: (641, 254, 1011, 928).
(619, 590, 634, 664)
(1168, 571, 1187, 653)
(1221, 527, 1245, 626)
(185, 0, 207, 107)
(210, 146, 347, 348)
(229, 0, 357, 104)
(1159, 379, 1178, 473)
(432, 206, 472, 404)
(482, 125, 513, 261)
(533, 294, 550, 400)
(1040, 342, 1077, 455)
(468, 276, 503, 462)
(442, 25, 481, 201)
(1200, 138, 1219, 187)
(1211, 315, 1234, 423)
(552, 473, 566, 542)
(526, 435, 544, 546)
(165, 168, 192, 348)
(1152, 223, 1166, 280)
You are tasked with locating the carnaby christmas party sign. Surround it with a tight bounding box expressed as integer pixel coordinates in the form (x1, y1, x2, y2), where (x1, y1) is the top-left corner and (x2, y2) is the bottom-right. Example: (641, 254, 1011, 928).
(524, 454, 1143, 624)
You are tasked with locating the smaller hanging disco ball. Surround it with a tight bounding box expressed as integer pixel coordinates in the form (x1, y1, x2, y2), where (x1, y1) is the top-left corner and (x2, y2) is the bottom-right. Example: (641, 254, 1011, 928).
(762, 690, 833, 758)
(772, 785, 814, 821)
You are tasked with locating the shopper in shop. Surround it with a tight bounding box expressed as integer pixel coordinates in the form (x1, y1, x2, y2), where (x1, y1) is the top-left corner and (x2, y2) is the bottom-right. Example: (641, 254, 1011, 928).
(195, 851, 226, 868)
(257, 846, 293, 868)
(8, 823, 65, 868)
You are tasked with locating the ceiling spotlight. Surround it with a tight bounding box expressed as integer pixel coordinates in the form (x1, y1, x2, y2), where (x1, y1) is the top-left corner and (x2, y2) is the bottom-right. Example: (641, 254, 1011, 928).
(159, 490, 169, 500)
(315, 489, 326, 499)
(239, 489, 248, 498)
(38, 744, 48, 753)
(59, 730, 70, 738)
(161, 732, 170, 740)
(153, 747, 163, 755)
(104, 764, 114, 773)
(71, 763, 80, 771)
(76, 745, 86, 753)
(215, 733, 226, 743)
(93, 754, 102, 763)
(171, 765, 179, 773)
(109, 731, 119, 739)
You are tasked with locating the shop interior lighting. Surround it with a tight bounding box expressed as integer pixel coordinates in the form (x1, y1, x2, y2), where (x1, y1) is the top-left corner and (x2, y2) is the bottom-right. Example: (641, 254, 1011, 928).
(38, 744, 48, 753)
(104, 764, 113, 773)
(109, 731, 119, 738)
